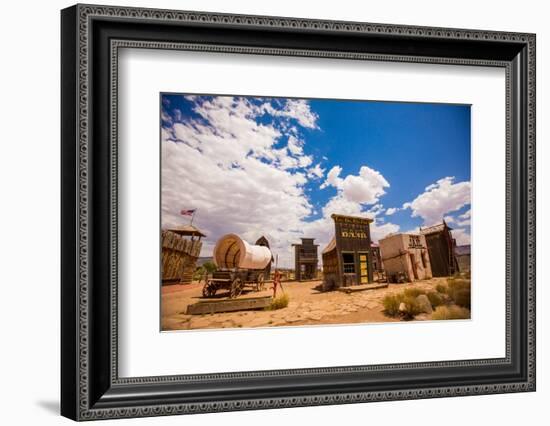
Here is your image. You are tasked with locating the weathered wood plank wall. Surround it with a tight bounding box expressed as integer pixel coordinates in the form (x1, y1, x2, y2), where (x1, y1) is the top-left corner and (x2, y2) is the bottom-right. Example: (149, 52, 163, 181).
(161, 230, 202, 284)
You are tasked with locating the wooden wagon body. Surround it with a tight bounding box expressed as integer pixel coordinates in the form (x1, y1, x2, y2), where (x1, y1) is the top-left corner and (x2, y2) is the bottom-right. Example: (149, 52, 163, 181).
(202, 269, 266, 298)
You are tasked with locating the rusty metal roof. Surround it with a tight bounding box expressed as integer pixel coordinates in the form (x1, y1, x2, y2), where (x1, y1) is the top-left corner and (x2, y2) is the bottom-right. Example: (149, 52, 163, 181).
(419, 222, 452, 235)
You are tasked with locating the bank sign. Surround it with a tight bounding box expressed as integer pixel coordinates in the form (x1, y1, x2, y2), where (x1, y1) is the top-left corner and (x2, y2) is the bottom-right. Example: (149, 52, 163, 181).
(333, 215, 372, 252)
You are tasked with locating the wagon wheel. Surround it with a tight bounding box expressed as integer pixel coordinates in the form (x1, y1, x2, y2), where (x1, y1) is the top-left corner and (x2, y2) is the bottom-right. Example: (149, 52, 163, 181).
(256, 275, 265, 292)
(230, 278, 243, 298)
(202, 281, 217, 298)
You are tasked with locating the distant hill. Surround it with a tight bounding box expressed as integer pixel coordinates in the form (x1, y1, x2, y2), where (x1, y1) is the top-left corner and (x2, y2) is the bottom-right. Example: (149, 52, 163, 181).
(455, 245, 471, 256)
(197, 257, 214, 266)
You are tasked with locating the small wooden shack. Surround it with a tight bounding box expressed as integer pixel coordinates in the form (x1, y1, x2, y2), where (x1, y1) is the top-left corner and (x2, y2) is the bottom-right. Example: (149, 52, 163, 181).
(322, 214, 374, 290)
(161, 225, 205, 285)
(420, 221, 459, 277)
(455, 244, 471, 273)
(370, 242, 383, 272)
(379, 233, 432, 283)
(292, 238, 319, 281)
(255, 236, 273, 281)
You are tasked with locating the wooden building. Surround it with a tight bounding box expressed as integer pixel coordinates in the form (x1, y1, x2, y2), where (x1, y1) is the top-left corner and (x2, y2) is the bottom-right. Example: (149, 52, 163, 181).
(420, 221, 459, 277)
(292, 238, 319, 281)
(379, 233, 432, 283)
(161, 225, 205, 285)
(321, 214, 373, 290)
(255, 236, 273, 281)
(455, 244, 471, 273)
(370, 242, 383, 272)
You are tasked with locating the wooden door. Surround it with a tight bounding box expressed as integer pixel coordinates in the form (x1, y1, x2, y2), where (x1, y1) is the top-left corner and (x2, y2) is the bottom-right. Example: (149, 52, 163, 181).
(359, 253, 369, 284)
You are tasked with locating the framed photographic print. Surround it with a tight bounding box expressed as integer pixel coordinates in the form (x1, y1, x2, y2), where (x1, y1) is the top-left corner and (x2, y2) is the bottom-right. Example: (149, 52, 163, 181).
(61, 4, 536, 421)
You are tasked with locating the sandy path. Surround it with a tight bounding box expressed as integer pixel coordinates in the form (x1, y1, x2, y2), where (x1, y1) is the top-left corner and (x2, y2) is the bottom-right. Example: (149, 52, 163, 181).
(161, 277, 450, 331)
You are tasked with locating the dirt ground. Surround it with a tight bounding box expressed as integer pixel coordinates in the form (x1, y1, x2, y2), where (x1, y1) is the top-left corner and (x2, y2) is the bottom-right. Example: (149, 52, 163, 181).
(161, 277, 451, 331)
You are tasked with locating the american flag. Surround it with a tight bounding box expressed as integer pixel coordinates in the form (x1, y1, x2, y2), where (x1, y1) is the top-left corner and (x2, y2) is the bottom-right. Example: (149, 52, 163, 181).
(180, 209, 196, 216)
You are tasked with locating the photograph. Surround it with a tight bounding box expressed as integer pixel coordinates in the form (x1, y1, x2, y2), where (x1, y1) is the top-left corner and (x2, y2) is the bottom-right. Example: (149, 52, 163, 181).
(160, 93, 472, 331)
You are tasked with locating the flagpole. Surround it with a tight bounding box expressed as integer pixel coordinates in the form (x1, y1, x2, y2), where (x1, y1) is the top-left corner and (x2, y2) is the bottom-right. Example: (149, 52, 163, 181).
(190, 209, 197, 226)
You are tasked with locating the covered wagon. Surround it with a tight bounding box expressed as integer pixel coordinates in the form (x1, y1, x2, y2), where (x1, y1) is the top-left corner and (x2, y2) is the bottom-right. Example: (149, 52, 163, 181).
(202, 234, 272, 298)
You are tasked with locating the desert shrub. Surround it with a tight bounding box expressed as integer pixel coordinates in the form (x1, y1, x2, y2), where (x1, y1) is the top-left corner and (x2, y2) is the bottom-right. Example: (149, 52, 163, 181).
(382, 293, 405, 317)
(447, 278, 469, 287)
(193, 266, 205, 280)
(426, 291, 445, 308)
(400, 295, 422, 319)
(432, 305, 470, 320)
(447, 279, 471, 309)
(384, 292, 424, 319)
(265, 294, 289, 311)
(452, 288, 471, 309)
(435, 283, 448, 294)
(403, 288, 425, 298)
(193, 261, 218, 281)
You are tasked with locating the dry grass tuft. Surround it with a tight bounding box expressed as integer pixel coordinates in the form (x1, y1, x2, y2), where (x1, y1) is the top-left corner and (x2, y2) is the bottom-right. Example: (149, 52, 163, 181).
(446, 278, 471, 309)
(426, 291, 445, 308)
(383, 293, 421, 319)
(432, 305, 470, 320)
(265, 294, 289, 311)
(435, 283, 448, 294)
(403, 287, 425, 298)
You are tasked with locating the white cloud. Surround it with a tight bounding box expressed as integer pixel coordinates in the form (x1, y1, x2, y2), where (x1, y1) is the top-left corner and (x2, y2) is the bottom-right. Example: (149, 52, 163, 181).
(162, 95, 401, 267)
(452, 228, 471, 246)
(457, 218, 471, 227)
(459, 209, 471, 219)
(366, 203, 385, 216)
(309, 195, 398, 247)
(281, 99, 319, 129)
(402, 176, 471, 226)
(371, 221, 400, 243)
(444, 215, 455, 224)
(307, 163, 325, 180)
(161, 110, 172, 125)
(260, 98, 319, 129)
(322, 194, 363, 217)
(298, 155, 313, 168)
(320, 165, 343, 189)
(315, 164, 396, 246)
(453, 209, 471, 226)
(321, 165, 389, 205)
(162, 96, 322, 268)
(385, 207, 399, 216)
(287, 135, 303, 155)
(366, 204, 399, 242)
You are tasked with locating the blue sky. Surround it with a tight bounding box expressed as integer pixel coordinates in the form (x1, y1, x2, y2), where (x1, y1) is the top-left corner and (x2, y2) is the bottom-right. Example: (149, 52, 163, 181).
(303, 99, 471, 230)
(161, 94, 471, 267)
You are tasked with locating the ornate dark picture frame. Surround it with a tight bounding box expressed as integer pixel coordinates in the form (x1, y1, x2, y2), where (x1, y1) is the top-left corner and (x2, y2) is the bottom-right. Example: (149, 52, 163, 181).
(61, 4, 536, 421)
